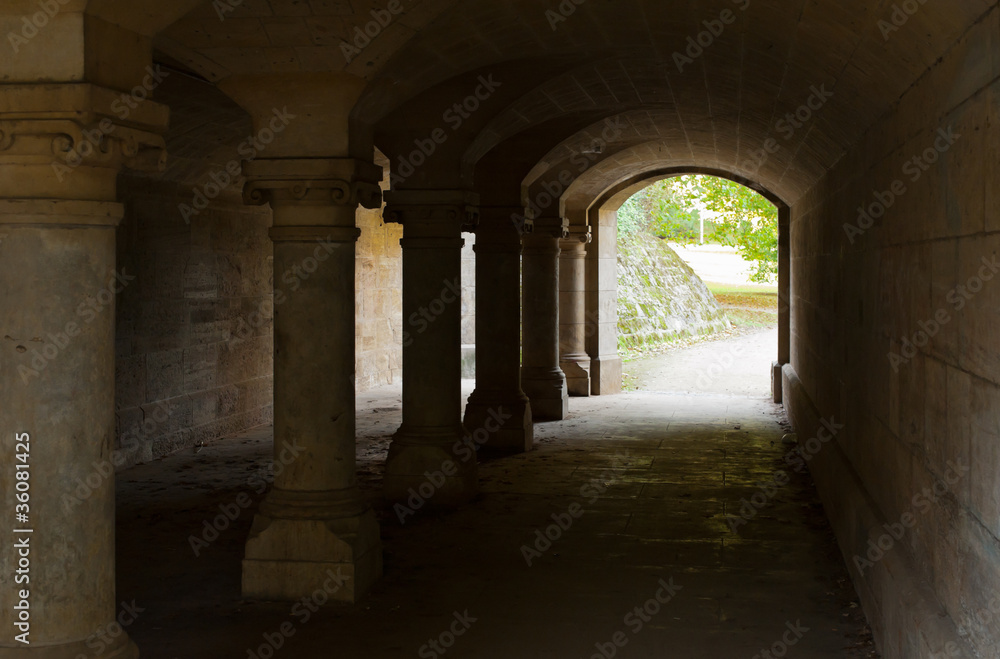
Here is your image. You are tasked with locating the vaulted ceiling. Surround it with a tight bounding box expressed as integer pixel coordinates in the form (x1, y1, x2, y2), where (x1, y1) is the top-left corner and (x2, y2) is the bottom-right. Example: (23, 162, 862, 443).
(150, 0, 995, 209)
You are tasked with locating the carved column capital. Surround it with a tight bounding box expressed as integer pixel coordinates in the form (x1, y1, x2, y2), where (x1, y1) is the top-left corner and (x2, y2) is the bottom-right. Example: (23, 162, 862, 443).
(384, 190, 480, 237)
(527, 216, 570, 241)
(0, 84, 170, 200)
(243, 158, 383, 209)
(559, 226, 592, 255)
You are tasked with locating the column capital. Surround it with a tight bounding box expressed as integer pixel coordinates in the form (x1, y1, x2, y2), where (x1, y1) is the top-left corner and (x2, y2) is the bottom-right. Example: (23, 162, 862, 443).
(0, 83, 169, 200)
(243, 157, 383, 210)
(559, 226, 592, 257)
(561, 225, 593, 244)
(528, 216, 569, 240)
(384, 189, 480, 234)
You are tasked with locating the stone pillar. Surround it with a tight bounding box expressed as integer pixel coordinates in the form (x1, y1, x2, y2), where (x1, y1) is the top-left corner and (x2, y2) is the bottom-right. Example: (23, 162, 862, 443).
(464, 207, 533, 454)
(384, 191, 480, 505)
(559, 226, 593, 397)
(774, 205, 791, 404)
(586, 207, 623, 395)
(240, 158, 383, 602)
(522, 216, 570, 420)
(0, 85, 167, 658)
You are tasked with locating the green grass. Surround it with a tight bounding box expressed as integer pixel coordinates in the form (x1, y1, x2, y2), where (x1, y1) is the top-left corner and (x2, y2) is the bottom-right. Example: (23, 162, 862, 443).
(705, 282, 779, 329)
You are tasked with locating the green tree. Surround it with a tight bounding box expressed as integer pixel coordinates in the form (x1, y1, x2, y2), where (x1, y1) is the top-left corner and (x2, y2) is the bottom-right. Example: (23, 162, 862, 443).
(618, 179, 705, 242)
(675, 176, 778, 283)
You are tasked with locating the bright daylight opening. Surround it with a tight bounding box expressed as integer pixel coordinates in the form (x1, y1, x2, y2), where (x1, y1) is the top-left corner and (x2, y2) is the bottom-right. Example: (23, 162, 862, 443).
(616, 175, 780, 397)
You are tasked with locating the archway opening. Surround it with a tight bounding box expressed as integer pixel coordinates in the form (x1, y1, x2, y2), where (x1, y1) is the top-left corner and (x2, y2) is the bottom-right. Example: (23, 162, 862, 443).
(614, 175, 780, 398)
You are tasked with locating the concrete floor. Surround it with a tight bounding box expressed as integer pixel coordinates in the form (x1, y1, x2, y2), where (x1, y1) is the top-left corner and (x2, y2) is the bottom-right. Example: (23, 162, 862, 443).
(115, 382, 877, 658)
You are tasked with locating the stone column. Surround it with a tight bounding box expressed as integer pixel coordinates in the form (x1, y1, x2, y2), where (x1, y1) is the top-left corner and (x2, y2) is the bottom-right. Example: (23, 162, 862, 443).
(522, 216, 570, 420)
(240, 158, 383, 602)
(464, 207, 533, 454)
(559, 226, 593, 397)
(384, 191, 480, 505)
(0, 85, 167, 658)
(774, 206, 791, 404)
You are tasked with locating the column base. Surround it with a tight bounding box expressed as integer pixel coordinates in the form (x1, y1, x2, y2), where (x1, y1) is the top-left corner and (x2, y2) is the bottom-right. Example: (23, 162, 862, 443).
(522, 367, 569, 420)
(772, 361, 784, 404)
(560, 357, 592, 397)
(464, 392, 533, 454)
(384, 427, 479, 506)
(590, 356, 623, 395)
(0, 630, 138, 658)
(242, 493, 382, 603)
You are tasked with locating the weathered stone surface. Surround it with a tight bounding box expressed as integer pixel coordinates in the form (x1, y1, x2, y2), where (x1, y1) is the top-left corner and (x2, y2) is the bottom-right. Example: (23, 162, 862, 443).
(616, 234, 730, 351)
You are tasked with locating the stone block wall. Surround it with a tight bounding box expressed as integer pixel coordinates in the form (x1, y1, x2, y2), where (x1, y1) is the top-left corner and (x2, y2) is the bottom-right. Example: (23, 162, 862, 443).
(616, 233, 730, 351)
(356, 169, 404, 391)
(112, 72, 406, 465)
(114, 178, 273, 468)
(786, 8, 1000, 658)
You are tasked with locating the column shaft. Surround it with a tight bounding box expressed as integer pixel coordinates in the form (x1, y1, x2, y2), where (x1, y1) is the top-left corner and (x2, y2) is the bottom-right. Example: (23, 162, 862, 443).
(0, 203, 136, 659)
(464, 207, 532, 453)
(384, 192, 479, 506)
(240, 159, 383, 603)
(559, 227, 592, 397)
(0, 84, 167, 658)
(522, 217, 569, 420)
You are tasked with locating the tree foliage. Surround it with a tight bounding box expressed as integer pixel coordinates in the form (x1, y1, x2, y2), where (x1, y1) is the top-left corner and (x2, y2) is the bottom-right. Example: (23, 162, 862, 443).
(616, 175, 779, 284)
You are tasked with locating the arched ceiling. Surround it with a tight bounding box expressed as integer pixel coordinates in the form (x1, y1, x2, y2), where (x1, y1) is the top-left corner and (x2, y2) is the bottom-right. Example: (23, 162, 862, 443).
(152, 0, 995, 209)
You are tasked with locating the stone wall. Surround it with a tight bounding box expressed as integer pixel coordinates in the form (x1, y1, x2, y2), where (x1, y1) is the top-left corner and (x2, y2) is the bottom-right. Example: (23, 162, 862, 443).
(114, 171, 406, 467)
(356, 169, 404, 391)
(786, 8, 1000, 658)
(617, 233, 730, 351)
(112, 70, 405, 465)
(114, 178, 273, 467)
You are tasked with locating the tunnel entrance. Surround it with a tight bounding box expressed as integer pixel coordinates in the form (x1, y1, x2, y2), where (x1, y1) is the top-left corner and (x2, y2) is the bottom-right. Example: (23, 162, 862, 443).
(611, 175, 780, 398)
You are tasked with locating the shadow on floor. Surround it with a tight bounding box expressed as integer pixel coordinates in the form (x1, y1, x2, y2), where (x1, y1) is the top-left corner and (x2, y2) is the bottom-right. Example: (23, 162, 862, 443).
(115, 389, 878, 658)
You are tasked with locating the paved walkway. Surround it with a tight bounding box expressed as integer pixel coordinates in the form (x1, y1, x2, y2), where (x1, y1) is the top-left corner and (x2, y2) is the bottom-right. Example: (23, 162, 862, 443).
(116, 383, 876, 658)
(625, 328, 779, 398)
